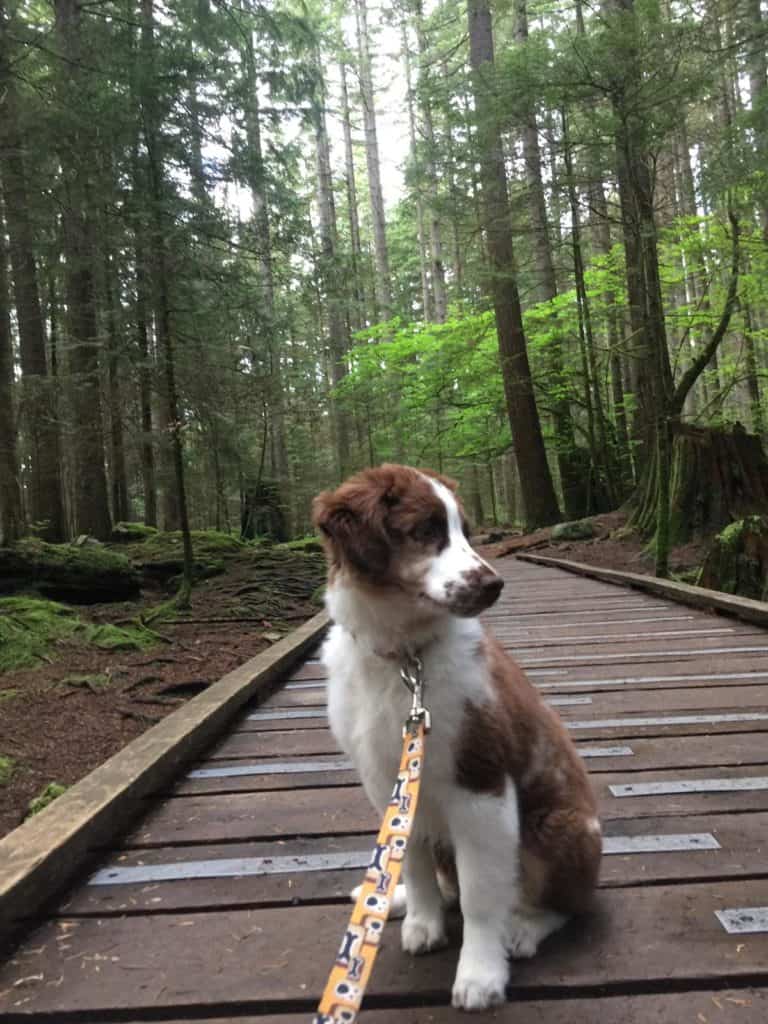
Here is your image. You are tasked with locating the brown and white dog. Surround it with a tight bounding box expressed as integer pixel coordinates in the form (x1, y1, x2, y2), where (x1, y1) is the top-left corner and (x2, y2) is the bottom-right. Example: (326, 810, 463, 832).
(313, 464, 601, 1011)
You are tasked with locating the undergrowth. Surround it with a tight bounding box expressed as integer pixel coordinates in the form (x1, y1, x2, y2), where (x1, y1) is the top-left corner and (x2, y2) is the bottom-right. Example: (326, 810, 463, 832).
(0, 597, 156, 672)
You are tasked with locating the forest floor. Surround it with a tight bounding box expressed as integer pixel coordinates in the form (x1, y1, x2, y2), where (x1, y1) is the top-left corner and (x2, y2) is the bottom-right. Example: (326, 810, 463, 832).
(478, 510, 709, 580)
(0, 543, 325, 839)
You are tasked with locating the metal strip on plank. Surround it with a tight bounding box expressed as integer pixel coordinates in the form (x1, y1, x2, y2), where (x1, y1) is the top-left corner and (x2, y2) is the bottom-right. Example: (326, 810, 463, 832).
(577, 745, 634, 758)
(88, 851, 372, 886)
(188, 759, 354, 779)
(603, 833, 720, 854)
(248, 709, 326, 721)
(285, 682, 326, 690)
(520, 646, 768, 666)
(715, 907, 768, 934)
(506, 628, 736, 644)
(537, 671, 768, 690)
(610, 777, 768, 797)
(546, 696, 593, 706)
(566, 712, 768, 730)
(501, 615, 696, 630)
(88, 832, 721, 886)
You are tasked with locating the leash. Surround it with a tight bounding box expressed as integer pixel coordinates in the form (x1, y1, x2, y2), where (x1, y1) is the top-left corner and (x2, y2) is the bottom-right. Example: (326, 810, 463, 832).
(312, 653, 431, 1024)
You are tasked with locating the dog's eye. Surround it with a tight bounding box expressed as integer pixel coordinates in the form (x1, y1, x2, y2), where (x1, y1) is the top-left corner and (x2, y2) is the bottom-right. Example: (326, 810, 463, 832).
(411, 519, 443, 543)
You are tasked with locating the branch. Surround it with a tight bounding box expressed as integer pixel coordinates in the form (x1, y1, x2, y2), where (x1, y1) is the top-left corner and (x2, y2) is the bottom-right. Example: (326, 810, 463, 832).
(670, 207, 740, 417)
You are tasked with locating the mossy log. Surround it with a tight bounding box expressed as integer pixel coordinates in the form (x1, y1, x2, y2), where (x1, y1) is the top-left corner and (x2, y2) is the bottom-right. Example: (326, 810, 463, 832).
(630, 424, 768, 544)
(699, 516, 768, 601)
(0, 539, 141, 603)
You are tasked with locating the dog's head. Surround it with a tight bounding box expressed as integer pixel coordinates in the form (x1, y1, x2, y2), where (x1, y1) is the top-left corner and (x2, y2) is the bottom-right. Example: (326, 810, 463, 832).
(312, 464, 503, 617)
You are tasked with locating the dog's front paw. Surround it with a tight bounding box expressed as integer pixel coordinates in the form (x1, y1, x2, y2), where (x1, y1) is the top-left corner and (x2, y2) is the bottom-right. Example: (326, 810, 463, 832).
(401, 913, 448, 955)
(451, 959, 508, 1011)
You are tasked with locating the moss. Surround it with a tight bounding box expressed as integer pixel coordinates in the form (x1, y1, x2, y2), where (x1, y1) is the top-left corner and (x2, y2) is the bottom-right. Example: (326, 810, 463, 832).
(0, 597, 81, 671)
(0, 596, 156, 672)
(144, 529, 245, 558)
(277, 536, 323, 554)
(26, 782, 68, 817)
(1, 538, 141, 600)
(84, 622, 155, 651)
(14, 537, 136, 576)
(0, 756, 16, 786)
(111, 522, 158, 543)
(58, 673, 112, 691)
(0, 688, 20, 702)
(717, 520, 745, 549)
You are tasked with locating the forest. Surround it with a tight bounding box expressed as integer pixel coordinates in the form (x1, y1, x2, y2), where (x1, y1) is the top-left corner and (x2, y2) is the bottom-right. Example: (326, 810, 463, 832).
(2, 0, 768, 585)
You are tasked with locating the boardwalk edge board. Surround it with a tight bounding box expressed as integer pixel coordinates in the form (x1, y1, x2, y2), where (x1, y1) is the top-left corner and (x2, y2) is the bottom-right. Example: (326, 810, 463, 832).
(0, 610, 329, 946)
(516, 553, 768, 627)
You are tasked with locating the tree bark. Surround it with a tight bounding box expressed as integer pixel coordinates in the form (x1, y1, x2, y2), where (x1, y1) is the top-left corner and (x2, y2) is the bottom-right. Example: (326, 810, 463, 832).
(54, 0, 112, 540)
(513, 0, 583, 515)
(0, 204, 23, 544)
(0, 10, 65, 540)
(411, 0, 447, 321)
(242, 33, 292, 533)
(467, 0, 560, 529)
(339, 60, 366, 332)
(741, 0, 768, 238)
(103, 248, 130, 523)
(354, 0, 392, 320)
(314, 63, 352, 480)
(402, 21, 434, 321)
(140, 0, 193, 601)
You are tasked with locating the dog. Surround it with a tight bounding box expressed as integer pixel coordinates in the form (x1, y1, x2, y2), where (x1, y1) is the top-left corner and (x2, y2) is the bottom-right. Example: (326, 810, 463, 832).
(313, 464, 601, 1011)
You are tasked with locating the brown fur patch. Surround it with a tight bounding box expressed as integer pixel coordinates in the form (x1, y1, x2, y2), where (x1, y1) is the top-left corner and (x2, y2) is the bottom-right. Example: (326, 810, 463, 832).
(455, 631, 602, 915)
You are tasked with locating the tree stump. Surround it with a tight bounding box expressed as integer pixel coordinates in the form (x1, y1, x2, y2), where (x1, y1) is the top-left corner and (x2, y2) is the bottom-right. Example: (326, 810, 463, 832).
(630, 424, 768, 544)
(699, 516, 768, 601)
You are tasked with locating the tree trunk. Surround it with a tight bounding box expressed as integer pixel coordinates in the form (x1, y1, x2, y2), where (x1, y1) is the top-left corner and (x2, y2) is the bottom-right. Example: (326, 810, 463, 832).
(467, 0, 560, 529)
(354, 0, 392, 320)
(741, 0, 768, 238)
(0, 14, 65, 540)
(0, 204, 23, 544)
(314, 63, 352, 480)
(243, 34, 292, 534)
(513, 0, 582, 516)
(140, 0, 193, 601)
(54, 0, 112, 540)
(103, 248, 130, 523)
(339, 60, 367, 332)
(134, 229, 158, 526)
(402, 22, 433, 322)
(412, 0, 447, 322)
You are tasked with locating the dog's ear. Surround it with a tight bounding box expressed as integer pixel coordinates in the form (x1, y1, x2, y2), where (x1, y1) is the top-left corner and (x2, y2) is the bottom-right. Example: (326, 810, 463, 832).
(312, 481, 391, 576)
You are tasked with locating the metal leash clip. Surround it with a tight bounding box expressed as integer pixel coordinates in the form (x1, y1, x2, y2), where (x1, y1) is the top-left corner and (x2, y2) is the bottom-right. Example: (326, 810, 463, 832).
(400, 652, 431, 735)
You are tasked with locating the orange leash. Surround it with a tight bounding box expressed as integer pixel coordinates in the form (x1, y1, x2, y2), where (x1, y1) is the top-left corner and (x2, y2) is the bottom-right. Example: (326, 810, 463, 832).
(312, 655, 430, 1024)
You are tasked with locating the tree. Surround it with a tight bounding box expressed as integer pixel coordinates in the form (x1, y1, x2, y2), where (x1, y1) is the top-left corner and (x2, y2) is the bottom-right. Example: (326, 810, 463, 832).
(54, 0, 112, 539)
(0, 204, 22, 544)
(466, 0, 560, 528)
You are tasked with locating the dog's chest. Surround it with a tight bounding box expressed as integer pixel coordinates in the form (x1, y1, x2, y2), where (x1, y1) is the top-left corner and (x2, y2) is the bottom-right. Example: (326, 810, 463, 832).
(322, 623, 488, 819)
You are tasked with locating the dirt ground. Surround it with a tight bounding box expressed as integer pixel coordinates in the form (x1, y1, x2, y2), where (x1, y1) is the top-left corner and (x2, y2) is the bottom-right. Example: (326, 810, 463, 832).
(477, 510, 709, 578)
(0, 548, 324, 838)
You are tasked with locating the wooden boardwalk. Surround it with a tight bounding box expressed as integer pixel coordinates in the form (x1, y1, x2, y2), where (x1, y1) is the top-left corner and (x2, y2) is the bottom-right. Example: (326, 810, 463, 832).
(2, 558, 768, 1022)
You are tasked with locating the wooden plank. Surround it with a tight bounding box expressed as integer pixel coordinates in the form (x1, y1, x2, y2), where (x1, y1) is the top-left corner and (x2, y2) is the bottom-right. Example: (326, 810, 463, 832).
(253, 685, 768, 723)
(0, 611, 328, 945)
(2, 880, 768, 1014)
(517, 553, 768, 628)
(209, 728, 340, 759)
(57, 810, 768, 916)
(177, 730, 768, 794)
(102, 992, 768, 1024)
(125, 763, 768, 846)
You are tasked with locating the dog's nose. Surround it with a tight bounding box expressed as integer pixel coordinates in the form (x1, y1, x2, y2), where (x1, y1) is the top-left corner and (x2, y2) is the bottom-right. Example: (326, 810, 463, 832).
(482, 575, 504, 602)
